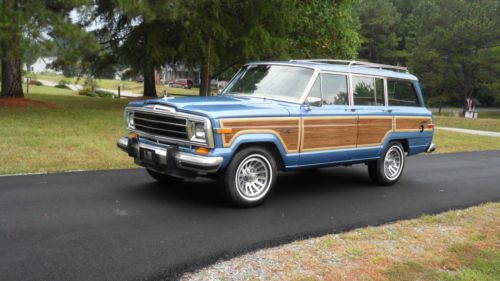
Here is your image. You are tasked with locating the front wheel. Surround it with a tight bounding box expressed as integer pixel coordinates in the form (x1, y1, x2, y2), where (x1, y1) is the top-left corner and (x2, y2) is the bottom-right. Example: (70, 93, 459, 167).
(220, 147, 277, 208)
(368, 142, 406, 186)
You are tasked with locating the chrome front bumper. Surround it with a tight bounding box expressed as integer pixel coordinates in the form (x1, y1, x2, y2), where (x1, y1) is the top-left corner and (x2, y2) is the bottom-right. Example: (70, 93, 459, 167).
(117, 137, 223, 174)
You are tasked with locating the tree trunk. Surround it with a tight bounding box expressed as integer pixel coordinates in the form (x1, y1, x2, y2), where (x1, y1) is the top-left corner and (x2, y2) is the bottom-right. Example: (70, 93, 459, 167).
(1, 57, 23, 98)
(199, 60, 210, 97)
(199, 2, 212, 97)
(143, 62, 157, 97)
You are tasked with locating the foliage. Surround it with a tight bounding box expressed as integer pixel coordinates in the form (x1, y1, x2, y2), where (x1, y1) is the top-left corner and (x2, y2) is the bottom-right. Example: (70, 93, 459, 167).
(287, 0, 361, 59)
(28, 79, 43, 86)
(407, 0, 500, 107)
(93, 0, 184, 97)
(57, 78, 70, 86)
(0, 0, 97, 98)
(79, 90, 115, 98)
(78, 77, 99, 96)
(354, 0, 401, 63)
(355, 0, 500, 107)
(92, 0, 362, 96)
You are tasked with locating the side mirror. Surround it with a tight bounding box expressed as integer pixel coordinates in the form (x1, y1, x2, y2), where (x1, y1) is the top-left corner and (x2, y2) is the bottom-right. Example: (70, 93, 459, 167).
(306, 96, 322, 107)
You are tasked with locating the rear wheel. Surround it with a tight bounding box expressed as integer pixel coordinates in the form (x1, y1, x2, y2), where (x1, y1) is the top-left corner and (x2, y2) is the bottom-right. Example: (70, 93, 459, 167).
(220, 147, 277, 207)
(146, 169, 183, 184)
(368, 142, 405, 186)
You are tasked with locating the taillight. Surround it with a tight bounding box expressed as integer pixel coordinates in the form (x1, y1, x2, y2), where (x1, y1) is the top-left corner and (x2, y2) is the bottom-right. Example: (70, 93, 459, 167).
(428, 123, 435, 129)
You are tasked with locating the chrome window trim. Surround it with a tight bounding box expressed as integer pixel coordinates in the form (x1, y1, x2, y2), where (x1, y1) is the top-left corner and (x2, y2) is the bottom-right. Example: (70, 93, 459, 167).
(384, 78, 389, 107)
(125, 106, 215, 148)
(299, 68, 321, 104)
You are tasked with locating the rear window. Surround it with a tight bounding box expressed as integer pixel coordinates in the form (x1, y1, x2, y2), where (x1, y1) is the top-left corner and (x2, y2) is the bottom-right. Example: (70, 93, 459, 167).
(387, 79, 421, 106)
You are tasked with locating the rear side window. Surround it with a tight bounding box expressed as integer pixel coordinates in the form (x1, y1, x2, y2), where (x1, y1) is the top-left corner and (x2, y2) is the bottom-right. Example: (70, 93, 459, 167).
(353, 76, 384, 106)
(387, 79, 421, 106)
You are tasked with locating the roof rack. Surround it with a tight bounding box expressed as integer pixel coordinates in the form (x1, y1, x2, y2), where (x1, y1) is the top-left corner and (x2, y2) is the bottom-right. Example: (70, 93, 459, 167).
(290, 59, 408, 73)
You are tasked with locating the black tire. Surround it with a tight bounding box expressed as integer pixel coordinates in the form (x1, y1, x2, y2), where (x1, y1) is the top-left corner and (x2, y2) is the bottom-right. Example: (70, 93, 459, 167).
(220, 147, 278, 208)
(146, 168, 183, 184)
(368, 142, 406, 186)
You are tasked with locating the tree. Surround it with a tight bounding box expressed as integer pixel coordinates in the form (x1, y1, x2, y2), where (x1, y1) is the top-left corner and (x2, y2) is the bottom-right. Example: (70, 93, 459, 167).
(179, 0, 297, 96)
(0, 0, 93, 98)
(181, 0, 361, 96)
(355, 0, 401, 64)
(406, 0, 500, 107)
(288, 0, 361, 60)
(94, 0, 184, 97)
(94, 0, 362, 97)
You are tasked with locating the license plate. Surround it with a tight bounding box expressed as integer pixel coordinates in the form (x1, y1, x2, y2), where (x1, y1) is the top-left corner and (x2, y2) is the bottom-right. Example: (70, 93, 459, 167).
(140, 148, 155, 163)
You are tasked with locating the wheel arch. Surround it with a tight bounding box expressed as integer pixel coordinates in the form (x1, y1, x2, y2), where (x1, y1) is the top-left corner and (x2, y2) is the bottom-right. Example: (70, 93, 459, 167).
(226, 134, 288, 171)
(388, 138, 409, 153)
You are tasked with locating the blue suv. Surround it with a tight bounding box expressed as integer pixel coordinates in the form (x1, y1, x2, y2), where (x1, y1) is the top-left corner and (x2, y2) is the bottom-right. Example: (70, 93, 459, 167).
(118, 60, 435, 207)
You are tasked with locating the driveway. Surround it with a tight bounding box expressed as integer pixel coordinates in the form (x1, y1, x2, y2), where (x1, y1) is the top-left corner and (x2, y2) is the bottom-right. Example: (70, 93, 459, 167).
(0, 151, 499, 281)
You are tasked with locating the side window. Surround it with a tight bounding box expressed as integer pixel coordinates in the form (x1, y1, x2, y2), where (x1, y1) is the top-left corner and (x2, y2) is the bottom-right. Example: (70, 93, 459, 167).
(321, 74, 348, 105)
(387, 79, 421, 106)
(353, 76, 385, 106)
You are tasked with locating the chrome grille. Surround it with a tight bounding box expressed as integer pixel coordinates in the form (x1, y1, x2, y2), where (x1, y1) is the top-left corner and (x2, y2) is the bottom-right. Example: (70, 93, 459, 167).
(133, 111, 188, 140)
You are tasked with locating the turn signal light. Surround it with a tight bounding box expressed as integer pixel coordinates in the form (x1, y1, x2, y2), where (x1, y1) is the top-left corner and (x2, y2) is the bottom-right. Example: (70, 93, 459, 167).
(216, 128, 233, 134)
(195, 147, 210, 155)
(129, 132, 138, 139)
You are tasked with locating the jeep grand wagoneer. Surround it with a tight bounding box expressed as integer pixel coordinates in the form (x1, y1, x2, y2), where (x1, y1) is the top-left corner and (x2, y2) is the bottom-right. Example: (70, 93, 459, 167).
(117, 60, 435, 207)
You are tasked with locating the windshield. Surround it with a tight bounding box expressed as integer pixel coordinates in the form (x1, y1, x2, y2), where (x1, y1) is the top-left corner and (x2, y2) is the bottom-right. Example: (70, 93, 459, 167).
(222, 64, 314, 102)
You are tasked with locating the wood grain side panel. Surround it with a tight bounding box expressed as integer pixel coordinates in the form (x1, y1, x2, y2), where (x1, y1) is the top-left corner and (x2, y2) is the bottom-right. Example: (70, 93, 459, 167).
(395, 116, 433, 132)
(220, 118, 300, 153)
(302, 117, 358, 151)
(357, 117, 393, 147)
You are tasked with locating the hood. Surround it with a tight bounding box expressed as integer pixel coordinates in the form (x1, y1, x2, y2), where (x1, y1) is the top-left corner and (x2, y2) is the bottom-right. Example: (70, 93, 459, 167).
(128, 96, 294, 119)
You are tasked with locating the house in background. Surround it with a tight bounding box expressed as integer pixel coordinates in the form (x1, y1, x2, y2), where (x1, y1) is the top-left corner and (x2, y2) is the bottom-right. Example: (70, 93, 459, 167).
(161, 63, 200, 85)
(24, 57, 62, 74)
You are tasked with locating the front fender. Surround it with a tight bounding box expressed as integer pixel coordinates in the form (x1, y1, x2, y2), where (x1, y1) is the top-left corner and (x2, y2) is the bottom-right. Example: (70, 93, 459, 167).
(211, 133, 296, 169)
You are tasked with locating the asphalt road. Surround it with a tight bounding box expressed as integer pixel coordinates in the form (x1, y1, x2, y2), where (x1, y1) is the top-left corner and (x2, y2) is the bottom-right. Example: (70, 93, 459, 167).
(1, 151, 499, 281)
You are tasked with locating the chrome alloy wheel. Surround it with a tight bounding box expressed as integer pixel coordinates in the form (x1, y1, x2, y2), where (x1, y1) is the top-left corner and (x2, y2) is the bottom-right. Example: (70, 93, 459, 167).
(235, 154, 272, 201)
(384, 146, 404, 180)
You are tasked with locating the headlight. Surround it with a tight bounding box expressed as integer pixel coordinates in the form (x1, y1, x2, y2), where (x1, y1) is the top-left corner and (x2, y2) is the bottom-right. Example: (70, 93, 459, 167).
(188, 121, 207, 142)
(194, 123, 206, 139)
(125, 111, 134, 128)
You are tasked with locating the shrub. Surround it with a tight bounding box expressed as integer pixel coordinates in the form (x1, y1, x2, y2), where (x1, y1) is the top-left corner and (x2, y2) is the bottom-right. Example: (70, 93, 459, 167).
(54, 84, 71, 89)
(78, 77, 99, 96)
(28, 79, 43, 86)
(78, 90, 116, 99)
(95, 90, 115, 98)
(55, 78, 71, 89)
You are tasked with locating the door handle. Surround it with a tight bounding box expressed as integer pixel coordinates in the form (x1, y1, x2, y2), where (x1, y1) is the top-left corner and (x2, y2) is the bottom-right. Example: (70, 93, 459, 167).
(383, 109, 393, 113)
(345, 108, 356, 112)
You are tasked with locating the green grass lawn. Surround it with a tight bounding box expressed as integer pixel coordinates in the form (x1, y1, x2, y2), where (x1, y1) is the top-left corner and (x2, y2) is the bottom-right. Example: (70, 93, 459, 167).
(1, 86, 499, 175)
(27, 73, 199, 96)
(0, 86, 134, 174)
(433, 129, 500, 153)
(434, 115, 500, 132)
